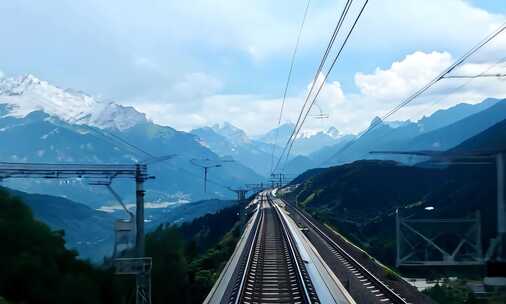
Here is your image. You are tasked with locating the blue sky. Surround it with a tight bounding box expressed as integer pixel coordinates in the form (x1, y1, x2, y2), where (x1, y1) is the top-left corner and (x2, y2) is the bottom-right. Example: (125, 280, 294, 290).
(0, 0, 505, 135)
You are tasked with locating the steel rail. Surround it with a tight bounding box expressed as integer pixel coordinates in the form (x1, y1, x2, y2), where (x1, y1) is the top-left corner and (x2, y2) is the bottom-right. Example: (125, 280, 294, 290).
(282, 197, 410, 304)
(233, 199, 265, 304)
(269, 195, 316, 303)
(232, 193, 318, 304)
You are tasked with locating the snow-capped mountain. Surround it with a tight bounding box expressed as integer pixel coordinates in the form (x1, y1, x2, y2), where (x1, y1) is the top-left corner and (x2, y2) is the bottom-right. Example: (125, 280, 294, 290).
(257, 123, 347, 156)
(191, 124, 278, 177)
(0, 74, 147, 130)
(326, 126, 340, 138)
(211, 122, 250, 146)
(0, 74, 263, 207)
(297, 127, 342, 139)
(258, 122, 295, 145)
(191, 121, 348, 175)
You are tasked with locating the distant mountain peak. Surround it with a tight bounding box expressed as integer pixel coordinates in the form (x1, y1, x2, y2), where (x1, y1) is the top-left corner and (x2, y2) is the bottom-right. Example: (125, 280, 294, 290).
(280, 122, 295, 128)
(212, 121, 240, 131)
(326, 126, 340, 138)
(211, 121, 250, 145)
(369, 116, 383, 127)
(0, 74, 147, 130)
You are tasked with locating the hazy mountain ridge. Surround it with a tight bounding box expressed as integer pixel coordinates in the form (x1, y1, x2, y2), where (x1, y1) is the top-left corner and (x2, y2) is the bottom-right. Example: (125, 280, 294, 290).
(405, 99, 506, 151)
(284, 118, 506, 267)
(258, 122, 348, 156)
(192, 121, 353, 176)
(191, 125, 276, 176)
(190, 98, 504, 177)
(0, 73, 504, 203)
(310, 98, 504, 165)
(0, 75, 262, 207)
(3, 185, 238, 261)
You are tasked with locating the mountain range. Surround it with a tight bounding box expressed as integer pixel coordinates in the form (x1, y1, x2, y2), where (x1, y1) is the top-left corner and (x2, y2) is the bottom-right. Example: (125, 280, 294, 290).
(0, 74, 262, 209)
(3, 184, 238, 261)
(284, 117, 506, 267)
(1, 73, 505, 211)
(307, 98, 504, 166)
(190, 122, 277, 176)
(1, 72, 505, 265)
(192, 97, 505, 177)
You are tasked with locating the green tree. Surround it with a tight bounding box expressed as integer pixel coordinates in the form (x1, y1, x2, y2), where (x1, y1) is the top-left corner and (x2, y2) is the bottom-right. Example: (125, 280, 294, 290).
(0, 190, 121, 304)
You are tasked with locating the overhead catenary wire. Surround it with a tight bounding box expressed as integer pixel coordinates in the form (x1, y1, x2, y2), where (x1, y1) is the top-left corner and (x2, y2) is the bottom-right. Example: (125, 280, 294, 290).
(285, 0, 369, 164)
(71, 122, 235, 194)
(177, 165, 230, 190)
(288, 0, 354, 139)
(75, 123, 156, 160)
(321, 22, 506, 166)
(439, 55, 506, 99)
(270, 0, 312, 174)
(273, 0, 368, 173)
(103, 130, 156, 160)
(75, 121, 246, 193)
(271, 0, 355, 174)
(329, 55, 506, 165)
(443, 73, 506, 79)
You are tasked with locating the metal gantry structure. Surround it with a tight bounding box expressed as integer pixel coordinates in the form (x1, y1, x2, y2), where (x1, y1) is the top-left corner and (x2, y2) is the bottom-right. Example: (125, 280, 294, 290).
(245, 182, 266, 193)
(396, 209, 483, 267)
(0, 162, 153, 304)
(372, 150, 506, 269)
(270, 173, 287, 188)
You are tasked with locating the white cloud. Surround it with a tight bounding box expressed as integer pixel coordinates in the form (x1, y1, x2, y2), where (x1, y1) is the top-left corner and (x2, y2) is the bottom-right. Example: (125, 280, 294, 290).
(349, 0, 505, 54)
(3, 0, 506, 136)
(0, 69, 4, 79)
(348, 50, 506, 132)
(121, 0, 506, 135)
(130, 71, 349, 135)
(131, 48, 506, 136)
(170, 72, 223, 102)
(355, 51, 453, 100)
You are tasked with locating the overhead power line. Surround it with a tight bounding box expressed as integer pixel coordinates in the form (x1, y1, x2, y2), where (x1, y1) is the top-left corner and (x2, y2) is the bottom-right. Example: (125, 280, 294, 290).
(285, 0, 369, 162)
(289, 0, 354, 138)
(271, 0, 354, 176)
(321, 22, 506, 166)
(76, 123, 155, 159)
(272, 0, 368, 173)
(326, 55, 506, 165)
(443, 73, 506, 79)
(270, 0, 312, 174)
(103, 130, 156, 159)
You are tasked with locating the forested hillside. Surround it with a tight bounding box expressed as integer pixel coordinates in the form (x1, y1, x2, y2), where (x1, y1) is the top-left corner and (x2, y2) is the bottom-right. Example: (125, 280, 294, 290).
(0, 189, 122, 304)
(145, 203, 243, 304)
(286, 119, 505, 267)
(0, 186, 245, 304)
(287, 160, 496, 267)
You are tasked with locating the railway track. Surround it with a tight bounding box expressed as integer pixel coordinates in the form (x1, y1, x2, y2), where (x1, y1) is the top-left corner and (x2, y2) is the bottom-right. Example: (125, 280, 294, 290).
(229, 193, 320, 304)
(279, 195, 410, 304)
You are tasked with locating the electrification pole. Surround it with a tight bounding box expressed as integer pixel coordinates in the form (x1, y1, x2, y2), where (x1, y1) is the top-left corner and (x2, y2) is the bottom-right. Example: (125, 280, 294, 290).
(190, 158, 233, 192)
(498, 153, 505, 259)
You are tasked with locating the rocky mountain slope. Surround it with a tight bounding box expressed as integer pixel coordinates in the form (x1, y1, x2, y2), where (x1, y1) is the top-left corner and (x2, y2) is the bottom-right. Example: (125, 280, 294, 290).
(0, 74, 262, 207)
